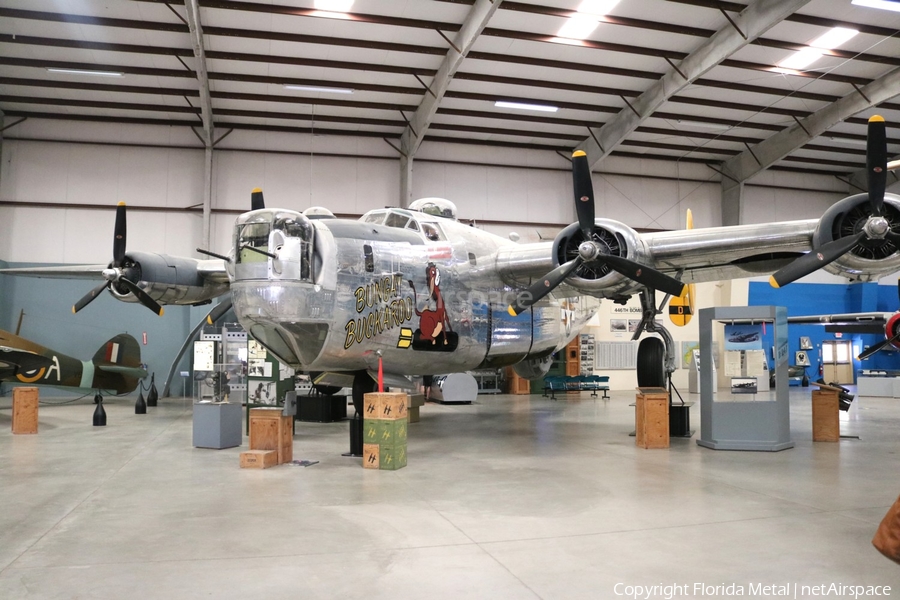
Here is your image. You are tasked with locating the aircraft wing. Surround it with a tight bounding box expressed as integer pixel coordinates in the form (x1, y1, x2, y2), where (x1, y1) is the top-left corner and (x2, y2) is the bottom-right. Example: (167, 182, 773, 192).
(785, 312, 891, 324)
(0, 265, 109, 279)
(643, 219, 817, 284)
(496, 219, 819, 298)
(0, 346, 55, 379)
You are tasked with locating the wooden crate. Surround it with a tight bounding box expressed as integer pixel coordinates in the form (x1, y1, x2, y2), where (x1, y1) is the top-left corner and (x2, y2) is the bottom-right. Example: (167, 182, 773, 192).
(812, 390, 840, 442)
(240, 450, 277, 469)
(249, 407, 293, 464)
(12, 387, 39, 434)
(363, 443, 380, 469)
(635, 387, 669, 449)
(364, 392, 407, 420)
(408, 406, 420, 423)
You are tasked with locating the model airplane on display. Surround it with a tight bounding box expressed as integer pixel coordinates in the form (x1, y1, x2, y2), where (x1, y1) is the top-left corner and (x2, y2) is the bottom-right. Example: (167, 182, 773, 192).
(3, 116, 899, 407)
(0, 329, 147, 394)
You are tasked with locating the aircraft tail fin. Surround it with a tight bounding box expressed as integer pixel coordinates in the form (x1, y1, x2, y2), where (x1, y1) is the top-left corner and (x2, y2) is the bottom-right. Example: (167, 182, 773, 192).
(92, 334, 142, 367)
(668, 209, 696, 327)
(92, 334, 146, 392)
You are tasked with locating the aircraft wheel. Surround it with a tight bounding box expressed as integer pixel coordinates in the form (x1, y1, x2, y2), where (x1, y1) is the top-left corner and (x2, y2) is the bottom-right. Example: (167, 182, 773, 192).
(636, 337, 666, 388)
(352, 372, 375, 414)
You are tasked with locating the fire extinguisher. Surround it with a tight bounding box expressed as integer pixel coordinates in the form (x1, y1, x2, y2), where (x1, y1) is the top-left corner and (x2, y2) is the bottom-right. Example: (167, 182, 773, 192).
(818, 362, 824, 376)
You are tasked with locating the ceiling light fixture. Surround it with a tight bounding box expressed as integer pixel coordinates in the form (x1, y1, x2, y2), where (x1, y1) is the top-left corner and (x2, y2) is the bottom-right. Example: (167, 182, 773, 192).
(312, 0, 354, 18)
(47, 68, 124, 77)
(810, 27, 859, 50)
(495, 101, 559, 113)
(314, 0, 354, 11)
(284, 84, 354, 94)
(555, 0, 620, 40)
(851, 0, 900, 12)
(775, 27, 858, 72)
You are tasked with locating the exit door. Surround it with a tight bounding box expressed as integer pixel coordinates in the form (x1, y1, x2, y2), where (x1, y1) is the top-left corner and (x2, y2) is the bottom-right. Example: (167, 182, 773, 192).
(822, 341, 854, 384)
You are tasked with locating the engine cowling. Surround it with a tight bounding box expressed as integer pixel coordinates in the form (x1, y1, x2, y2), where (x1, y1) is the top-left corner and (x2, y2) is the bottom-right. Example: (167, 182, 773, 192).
(814, 192, 900, 282)
(108, 251, 228, 306)
(551, 219, 649, 296)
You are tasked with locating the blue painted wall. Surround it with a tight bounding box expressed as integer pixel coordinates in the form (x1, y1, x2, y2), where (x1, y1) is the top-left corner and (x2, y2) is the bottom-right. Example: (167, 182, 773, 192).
(0, 261, 209, 398)
(748, 281, 899, 379)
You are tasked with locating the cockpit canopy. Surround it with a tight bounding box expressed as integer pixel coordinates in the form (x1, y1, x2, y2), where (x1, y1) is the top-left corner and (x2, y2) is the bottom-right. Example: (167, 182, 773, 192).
(409, 197, 457, 221)
(360, 208, 447, 242)
(233, 209, 314, 281)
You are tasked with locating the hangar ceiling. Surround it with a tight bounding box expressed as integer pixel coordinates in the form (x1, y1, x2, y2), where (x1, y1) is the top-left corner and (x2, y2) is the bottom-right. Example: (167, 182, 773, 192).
(1, 0, 900, 184)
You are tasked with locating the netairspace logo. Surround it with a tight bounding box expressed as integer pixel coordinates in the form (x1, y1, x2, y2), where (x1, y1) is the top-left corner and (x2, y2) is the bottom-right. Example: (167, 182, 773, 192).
(612, 582, 892, 599)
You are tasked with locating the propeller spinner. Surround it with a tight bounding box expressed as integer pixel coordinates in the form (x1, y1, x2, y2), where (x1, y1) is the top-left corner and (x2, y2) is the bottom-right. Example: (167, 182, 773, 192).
(770, 116, 898, 288)
(508, 151, 685, 316)
(72, 202, 164, 316)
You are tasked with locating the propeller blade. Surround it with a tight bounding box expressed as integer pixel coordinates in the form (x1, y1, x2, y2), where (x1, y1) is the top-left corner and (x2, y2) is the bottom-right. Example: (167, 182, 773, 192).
(118, 278, 164, 316)
(769, 232, 866, 288)
(73, 281, 111, 314)
(113, 202, 127, 267)
(205, 298, 233, 325)
(251, 187, 265, 211)
(572, 151, 596, 240)
(599, 254, 685, 297)
(508, 258, 582, 316)
(867, 115, 887, 217)
(858, 330, 900, 360)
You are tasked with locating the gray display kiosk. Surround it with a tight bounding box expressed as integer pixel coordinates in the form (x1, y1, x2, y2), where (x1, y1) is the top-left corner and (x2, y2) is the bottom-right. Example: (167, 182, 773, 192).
(697, 306, 794, 452)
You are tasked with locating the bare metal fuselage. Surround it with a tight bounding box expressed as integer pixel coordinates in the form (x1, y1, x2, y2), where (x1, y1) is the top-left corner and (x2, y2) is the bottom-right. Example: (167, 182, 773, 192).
(229, 213, 597, 377)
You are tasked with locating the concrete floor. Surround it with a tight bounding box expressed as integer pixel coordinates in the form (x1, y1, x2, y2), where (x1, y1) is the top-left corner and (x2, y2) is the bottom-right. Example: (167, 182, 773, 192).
(0, 390, 899, 599)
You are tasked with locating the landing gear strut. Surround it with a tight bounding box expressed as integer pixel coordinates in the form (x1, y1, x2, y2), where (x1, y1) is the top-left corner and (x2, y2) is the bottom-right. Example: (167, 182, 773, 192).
(632, 287, 692, 437)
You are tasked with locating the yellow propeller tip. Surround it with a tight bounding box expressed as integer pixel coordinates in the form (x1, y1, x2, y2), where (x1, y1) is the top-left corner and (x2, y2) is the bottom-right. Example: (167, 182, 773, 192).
(159, 308, 165, 317)
(769, 275, 781, 289)
(206, 316, 213, 325)
(507, 306, 518, 317)
(869, 115, 885, 123)
(572, 150, 586, 158)
(252, 187, 262, 193)
(71, 306, 77, 314)
(117, 201, 126, 206)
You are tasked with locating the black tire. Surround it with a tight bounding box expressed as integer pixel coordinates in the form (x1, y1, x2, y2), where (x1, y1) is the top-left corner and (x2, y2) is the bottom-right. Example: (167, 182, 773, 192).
(351, 372, 376, 415)
(637, 337, 666, 388)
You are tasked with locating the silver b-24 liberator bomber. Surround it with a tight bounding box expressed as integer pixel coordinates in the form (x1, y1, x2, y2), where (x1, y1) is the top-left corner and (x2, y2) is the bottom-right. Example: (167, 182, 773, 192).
(4, 116, 900, 407)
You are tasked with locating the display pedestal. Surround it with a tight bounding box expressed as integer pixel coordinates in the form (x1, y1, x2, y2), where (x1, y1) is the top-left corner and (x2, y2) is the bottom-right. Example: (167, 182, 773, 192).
(193, 402, 242, 449)
(249, 407, 293, 464)
(669, 402, 695, 438)
(298, 395, 348, 422)
(697, 306, 794, 452)
(812, 389, 840, 442)
(635, 387, 669, 449)
(12, 387, 39, 434)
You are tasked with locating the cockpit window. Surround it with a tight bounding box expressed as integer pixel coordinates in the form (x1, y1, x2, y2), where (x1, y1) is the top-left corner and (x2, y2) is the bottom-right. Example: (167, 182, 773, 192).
(237, 221, 271, 264)
(234, 210, 313, 282)
(406, 220, 419, 232)
(363, 211, 387, 224)
(421, 222, 446, 242)
(384, 211, 410, 229)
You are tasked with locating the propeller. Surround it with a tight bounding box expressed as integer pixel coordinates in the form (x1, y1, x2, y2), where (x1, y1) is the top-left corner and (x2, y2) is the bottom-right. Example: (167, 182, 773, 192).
(858, 277, 900, 360)
(72, 202, 164, 316)
(858, 330, 900, 361)
(771, 115, 896, 288)
(251, 187, 265, 211)
(508, 151, 685, 316)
